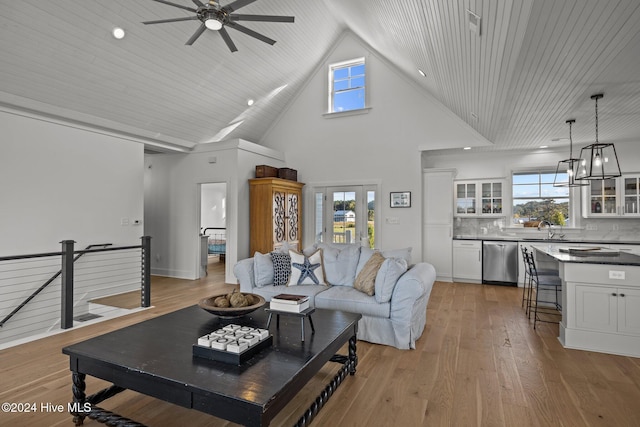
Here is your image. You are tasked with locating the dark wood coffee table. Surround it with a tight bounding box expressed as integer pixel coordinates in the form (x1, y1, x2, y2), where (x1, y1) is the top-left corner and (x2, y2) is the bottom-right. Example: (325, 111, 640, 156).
(62, 306, 360, 427)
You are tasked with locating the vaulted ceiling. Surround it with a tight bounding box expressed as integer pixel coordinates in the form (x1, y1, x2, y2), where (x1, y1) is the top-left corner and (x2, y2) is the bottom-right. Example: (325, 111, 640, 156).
(1, 0, 639, 153)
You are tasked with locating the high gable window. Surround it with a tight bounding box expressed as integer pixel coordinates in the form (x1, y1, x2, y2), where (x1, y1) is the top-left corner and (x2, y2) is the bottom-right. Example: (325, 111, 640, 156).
(329, 58, 365, 113)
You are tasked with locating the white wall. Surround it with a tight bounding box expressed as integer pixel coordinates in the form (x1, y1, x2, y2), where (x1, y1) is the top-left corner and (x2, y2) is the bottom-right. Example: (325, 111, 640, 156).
(201, 183, 226, 230)
(0, 108, 144, 255)
(260, 31, 487, 262)
(144, 139, 285, 282)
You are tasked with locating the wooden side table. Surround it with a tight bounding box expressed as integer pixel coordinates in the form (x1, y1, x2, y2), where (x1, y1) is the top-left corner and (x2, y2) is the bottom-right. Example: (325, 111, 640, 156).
(265, 307, 315, 341)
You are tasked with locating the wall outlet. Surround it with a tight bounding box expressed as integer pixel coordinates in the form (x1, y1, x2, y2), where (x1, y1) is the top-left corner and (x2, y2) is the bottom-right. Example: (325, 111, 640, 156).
(121, 218, 129, 226)
(609, 270, 625, 280)
(385, 217, 400, 225)
(612, 224, 619, 231)
(586, 223, 597, 231)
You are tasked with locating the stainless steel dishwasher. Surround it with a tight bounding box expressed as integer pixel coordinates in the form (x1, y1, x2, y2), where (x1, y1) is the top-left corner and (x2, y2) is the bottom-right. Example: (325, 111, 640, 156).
(482, 241, 518, 285)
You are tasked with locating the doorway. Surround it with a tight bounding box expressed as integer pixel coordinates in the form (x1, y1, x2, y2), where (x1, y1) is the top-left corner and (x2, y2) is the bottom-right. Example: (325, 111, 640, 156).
(313, 185, 377, 248)
(200, 182, 227, 277)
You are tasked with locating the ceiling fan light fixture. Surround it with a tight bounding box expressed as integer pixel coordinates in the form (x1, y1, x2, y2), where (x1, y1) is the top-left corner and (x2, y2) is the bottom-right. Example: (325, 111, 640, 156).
(574, 94, 622, 181)
(205, 17, 223, 31)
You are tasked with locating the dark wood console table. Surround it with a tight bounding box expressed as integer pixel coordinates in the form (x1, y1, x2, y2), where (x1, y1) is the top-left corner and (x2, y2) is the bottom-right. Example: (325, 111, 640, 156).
(62, 306, 360, 426)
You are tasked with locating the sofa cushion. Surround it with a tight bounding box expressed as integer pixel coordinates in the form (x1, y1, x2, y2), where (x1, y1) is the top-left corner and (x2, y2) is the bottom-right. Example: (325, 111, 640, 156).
(375, 257, 408, 303)
(288, 249, 327, 286)
(253, 252, 273, 288)
(270, 251, 291, 286)
(354, 251, 385, 296)
(315, 242, 361, 286)
(315, 286, 390, 318)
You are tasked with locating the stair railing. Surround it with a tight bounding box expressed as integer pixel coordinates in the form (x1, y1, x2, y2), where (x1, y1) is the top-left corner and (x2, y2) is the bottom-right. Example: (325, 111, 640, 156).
(0, 236, 151, 329)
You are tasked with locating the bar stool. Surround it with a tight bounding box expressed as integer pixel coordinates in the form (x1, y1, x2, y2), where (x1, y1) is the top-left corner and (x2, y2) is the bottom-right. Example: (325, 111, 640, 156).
(525, 252, 562, 329)
(521, 247, 558, 315)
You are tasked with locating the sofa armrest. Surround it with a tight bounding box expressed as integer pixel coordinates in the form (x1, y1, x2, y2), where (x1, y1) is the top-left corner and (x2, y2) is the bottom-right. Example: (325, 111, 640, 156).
(389, 262, 436, 320)
(233, 258, 255, 293)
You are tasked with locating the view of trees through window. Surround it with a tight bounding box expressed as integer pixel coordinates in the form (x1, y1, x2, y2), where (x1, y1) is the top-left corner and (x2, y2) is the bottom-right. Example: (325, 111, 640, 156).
(512, 171, 570, 226)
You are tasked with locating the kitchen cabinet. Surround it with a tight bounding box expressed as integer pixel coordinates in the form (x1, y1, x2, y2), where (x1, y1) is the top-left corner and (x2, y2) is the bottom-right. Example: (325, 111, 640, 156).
(424, 169, 456, 281)
(575, 285, 640, 335)
(454, 179, 504, 217)
(582, 174, 640, 217)
(249, 178, 304, 254)
(453, 240, 482, 283)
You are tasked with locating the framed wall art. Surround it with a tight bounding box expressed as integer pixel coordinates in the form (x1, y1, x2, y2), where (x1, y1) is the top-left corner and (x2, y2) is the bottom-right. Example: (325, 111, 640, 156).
(390, 191, 411, 208)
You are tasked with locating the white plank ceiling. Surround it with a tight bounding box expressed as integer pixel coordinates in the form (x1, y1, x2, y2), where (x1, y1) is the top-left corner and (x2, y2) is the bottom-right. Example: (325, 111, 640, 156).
(1, 0, 639, 153)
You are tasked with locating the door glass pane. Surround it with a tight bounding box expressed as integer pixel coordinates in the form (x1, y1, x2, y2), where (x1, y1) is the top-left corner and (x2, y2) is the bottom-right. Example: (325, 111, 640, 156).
(366, 190, 375, 249)
(332, 191, 356, 244)
(314, 192, 324, 243)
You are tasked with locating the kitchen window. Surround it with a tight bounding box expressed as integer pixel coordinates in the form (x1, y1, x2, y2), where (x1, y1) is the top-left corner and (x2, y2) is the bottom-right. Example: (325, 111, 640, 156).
(512, 170, 571, 226)
(328, 58, 365, 113)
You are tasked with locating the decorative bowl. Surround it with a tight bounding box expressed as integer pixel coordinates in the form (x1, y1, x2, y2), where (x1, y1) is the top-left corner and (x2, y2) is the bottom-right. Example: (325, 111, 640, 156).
(198, 293, 266, 318)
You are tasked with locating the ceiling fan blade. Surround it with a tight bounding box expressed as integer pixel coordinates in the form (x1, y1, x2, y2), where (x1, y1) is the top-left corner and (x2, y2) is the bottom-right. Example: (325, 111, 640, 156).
(229, 14, 294, 23)
(191, 0, 206, 6)
(142, 16, 199, 25)
(218, 27, 238, 52)
(186, 23, 207, 45)
(223, 0, 258, 13)
(150, 0, 197, 13)
(227, 22, 276, 45)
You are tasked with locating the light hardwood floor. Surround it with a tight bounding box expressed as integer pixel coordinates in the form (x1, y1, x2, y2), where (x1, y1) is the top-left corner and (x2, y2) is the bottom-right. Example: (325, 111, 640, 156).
(1, 259, 640, 427)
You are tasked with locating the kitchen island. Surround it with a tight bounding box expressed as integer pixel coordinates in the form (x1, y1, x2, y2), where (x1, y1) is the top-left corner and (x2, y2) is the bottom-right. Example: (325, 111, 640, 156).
(531, 244, 640, 358)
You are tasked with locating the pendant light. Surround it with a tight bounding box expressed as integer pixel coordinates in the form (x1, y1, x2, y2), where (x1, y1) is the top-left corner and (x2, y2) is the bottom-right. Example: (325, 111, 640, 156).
(575, 94, 622, 180)
(553, 119, 588, 187)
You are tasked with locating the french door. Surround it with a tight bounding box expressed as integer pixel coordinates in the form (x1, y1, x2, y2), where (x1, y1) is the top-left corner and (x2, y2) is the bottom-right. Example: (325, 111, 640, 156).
(313, 185, 377, 248)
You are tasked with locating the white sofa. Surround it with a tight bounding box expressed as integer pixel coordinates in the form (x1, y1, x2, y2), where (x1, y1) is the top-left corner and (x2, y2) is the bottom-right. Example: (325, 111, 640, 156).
(233, 243, 436, 350)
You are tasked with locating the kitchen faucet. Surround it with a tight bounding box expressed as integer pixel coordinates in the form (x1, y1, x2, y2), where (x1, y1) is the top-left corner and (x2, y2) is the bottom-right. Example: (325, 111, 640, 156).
(537, 220, 555, 239)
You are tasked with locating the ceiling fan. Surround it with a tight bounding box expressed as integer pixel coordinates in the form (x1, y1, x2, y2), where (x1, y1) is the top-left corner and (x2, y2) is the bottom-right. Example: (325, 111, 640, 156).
(143, 0, 294, 52)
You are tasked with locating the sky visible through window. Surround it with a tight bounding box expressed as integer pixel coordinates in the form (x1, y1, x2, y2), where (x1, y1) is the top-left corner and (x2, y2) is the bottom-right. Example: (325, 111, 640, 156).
(332, 62, 365, 112)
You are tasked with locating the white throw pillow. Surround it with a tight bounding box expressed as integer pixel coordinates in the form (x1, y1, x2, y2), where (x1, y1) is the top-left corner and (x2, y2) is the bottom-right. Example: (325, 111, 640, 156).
(288, 249, 327, 286)
(374, 257, 408, 303)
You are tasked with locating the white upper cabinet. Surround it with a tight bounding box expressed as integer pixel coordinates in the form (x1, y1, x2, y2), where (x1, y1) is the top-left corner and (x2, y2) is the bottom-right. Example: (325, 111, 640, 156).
(455, 180, 504, 217)
(582, 174, 640, 217)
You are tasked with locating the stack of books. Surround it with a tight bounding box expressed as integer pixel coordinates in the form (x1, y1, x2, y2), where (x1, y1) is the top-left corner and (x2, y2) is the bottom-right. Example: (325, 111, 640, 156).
(269, 294, 310, 313)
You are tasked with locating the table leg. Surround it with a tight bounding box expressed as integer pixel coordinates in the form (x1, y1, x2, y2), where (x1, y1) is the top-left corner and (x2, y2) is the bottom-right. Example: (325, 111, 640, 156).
(266, 312, 273, 329)
(307, 315, 315, 334)
(348, 335, 358, 375)
(300, 317, 305, 341)
(71, 372, 87, 426)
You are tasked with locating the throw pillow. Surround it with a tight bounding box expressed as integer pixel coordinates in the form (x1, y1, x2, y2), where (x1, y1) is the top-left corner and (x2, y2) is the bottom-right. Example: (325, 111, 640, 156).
(354, 251, 385, 296)
(356, 247, 376, 276)
(375, 257, 408, 303)
(315, 243, 361, 286)
(288, 249, 326, 286)
(253, 252, 274, 288)
(270, 251, 291, 286)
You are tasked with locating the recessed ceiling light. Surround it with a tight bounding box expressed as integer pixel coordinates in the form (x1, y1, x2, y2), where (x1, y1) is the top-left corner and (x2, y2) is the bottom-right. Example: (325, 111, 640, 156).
(540, 145, 549, 149)
(418, 69, 426, 77)
(463, 147, 471, 150)
(247, 99, 254, 106)
(112, 27, 125, 39)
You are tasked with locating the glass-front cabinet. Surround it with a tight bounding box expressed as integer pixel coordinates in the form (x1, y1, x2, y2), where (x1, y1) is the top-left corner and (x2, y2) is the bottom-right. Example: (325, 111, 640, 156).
(455, 182, 476, 215)
(582, 174, 640, 217)
(455, 180, 504, 217)
(481, 182, 502, 214)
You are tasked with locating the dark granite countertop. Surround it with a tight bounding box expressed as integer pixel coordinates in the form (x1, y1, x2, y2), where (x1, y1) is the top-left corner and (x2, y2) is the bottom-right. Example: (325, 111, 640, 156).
(530, 244, 640, 266)
(453, 235, 640, 245)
